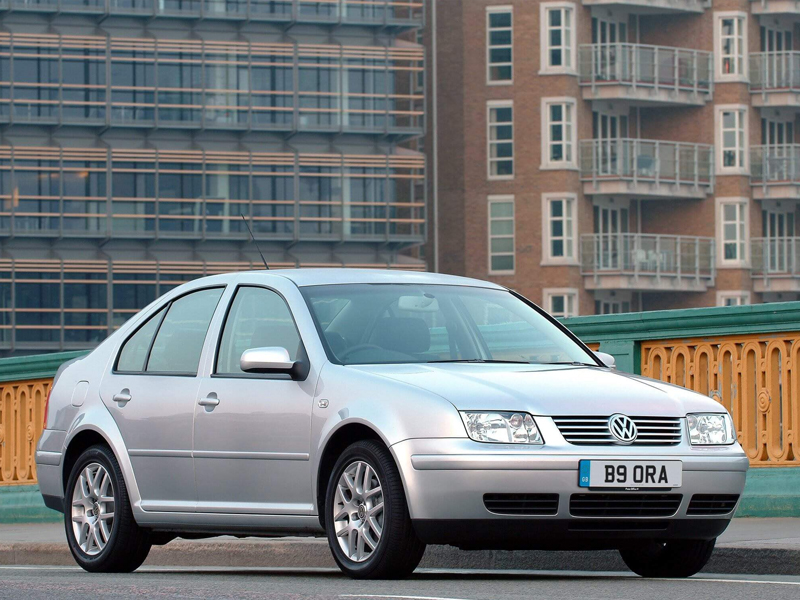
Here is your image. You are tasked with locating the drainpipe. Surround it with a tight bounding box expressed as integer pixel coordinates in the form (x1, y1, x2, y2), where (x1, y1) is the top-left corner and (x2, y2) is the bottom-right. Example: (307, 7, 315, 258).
(431, 0, 439, 273)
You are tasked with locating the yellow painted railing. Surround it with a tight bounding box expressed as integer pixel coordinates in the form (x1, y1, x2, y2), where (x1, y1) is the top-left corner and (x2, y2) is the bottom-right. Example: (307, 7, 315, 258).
(642, 334, 799, 467)
(0, 379, 50, 485)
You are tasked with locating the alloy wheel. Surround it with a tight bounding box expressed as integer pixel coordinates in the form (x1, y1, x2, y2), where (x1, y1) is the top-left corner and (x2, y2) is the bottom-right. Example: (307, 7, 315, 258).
(71, 462, 115, 556)
(332, 460, 384, 562)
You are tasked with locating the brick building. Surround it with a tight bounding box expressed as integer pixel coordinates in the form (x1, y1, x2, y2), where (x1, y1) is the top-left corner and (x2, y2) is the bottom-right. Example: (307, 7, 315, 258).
(423, 0, 797, 316)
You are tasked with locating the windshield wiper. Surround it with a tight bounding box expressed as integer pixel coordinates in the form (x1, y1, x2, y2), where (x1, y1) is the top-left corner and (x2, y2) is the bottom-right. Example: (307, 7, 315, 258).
(427, 359, 532, 364)
(531, 361, 599, 367)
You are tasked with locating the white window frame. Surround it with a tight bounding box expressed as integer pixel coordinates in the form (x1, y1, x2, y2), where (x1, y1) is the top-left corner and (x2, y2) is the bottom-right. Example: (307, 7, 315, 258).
(539, 2, 577, 75)
(487, 100, 514, 180)
(716, 196, 750, 268)
(714, 11, 748, 82)
(544, 288, 579, 318)
(487, 5, 513, 85)
(541, 192, 579, 265)
(488, 195, 515, 275)
(716, 105, 749, 175)
(716, 290, 752, 306)
(541, 97, 578, 170)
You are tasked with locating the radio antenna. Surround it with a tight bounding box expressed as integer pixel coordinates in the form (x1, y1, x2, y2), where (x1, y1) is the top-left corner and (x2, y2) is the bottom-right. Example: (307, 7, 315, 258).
(241, 214, 269, 270)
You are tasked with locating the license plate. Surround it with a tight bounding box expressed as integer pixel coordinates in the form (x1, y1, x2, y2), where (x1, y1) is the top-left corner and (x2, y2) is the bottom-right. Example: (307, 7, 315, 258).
(579, 460, 682, 489)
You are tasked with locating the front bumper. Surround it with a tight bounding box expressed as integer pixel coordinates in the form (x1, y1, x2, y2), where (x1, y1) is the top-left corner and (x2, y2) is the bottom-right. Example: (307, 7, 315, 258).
(392, 437, 749, 550)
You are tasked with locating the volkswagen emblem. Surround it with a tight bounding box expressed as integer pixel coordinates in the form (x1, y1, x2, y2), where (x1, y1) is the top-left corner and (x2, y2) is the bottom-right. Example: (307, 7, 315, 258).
(608, 414, 638, 444)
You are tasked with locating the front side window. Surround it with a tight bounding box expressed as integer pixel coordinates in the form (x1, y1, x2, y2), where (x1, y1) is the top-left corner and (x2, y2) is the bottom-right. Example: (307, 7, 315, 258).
(487, 8, 513, 83)
(301, 284, 598, 366)
(721, 109, 746, 170)
(488, 102, 514, 178)
(488, 197, 515, 274)
(216, 286, 302, 375)
(721, 202, 747, 262)
(145, 287, 225, 374)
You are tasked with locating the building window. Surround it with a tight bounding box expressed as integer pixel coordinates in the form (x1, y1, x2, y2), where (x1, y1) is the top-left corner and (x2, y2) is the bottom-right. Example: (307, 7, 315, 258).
(544, 289, 578, 318)
(717, 106, 748, 173)
(487, 7, 513, 84)
(541, 3, 576, 73)
(595, 293, 632, 315)
(715, 12, 747, 80)
(488, 101, 514, 179)
(542, 98, 576, 169)
(488, 196, 515, 274)
(542, 193, 578, 264)
(717, 197, 749, 267)
(717, 291, 751, 307)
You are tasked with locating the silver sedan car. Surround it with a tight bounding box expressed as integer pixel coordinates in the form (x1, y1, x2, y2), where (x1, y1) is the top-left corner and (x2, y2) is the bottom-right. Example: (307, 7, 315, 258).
(36, 269, 748, 579)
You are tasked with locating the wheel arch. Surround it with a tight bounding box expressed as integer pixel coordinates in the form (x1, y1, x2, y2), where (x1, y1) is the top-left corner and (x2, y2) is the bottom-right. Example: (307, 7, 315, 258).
(315, 420, 399, 530)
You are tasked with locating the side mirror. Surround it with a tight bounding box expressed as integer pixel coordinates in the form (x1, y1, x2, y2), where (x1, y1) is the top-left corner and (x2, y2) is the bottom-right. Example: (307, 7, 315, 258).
(595, 351, 616, 369)
(240, 347, 307, 379)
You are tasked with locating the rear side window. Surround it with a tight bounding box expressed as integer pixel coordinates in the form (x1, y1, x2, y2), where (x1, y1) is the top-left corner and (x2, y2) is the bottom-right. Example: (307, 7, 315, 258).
(216, 286, 301, 375)
(147, 287, 225, 374)
(116, 306, 166, 373)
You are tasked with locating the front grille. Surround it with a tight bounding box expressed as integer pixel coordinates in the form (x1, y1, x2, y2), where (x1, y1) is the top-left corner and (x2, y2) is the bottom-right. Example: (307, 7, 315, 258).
(553, 416, 683, 446)
(483, 493, 559, 516)
(687, 494, 740, 516)
(570, 493, 683, 517)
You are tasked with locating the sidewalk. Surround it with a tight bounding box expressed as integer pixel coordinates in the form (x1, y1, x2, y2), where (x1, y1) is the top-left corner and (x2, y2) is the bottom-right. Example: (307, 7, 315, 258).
(1, 518, 799, 574)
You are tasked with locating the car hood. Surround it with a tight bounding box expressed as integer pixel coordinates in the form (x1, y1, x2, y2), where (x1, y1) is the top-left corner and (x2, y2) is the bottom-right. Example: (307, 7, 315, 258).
(350, 363, 721, 417)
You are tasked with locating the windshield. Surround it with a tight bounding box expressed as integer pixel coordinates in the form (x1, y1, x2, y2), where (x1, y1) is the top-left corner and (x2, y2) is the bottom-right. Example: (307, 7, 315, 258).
(301, 284, 598, 366)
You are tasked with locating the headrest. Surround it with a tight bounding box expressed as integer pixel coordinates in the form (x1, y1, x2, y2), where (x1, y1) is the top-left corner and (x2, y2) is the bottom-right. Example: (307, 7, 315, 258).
(371, 317, 430, 355)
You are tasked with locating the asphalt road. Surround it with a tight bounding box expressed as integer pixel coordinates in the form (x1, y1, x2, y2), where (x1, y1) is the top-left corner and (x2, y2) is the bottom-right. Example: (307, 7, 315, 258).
(1, 566, 799, 600)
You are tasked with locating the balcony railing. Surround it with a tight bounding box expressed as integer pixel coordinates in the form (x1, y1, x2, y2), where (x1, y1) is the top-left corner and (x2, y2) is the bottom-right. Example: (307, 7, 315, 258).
(580, 0, 708, 13)
(0, 0, 425, 27)
(750, 52, 800, 94)
(580, 138, 714, 196)
(579, 43, 713, 102)
(751, 0, 800, 15)
(752, 237, 800, 277)
(751, 145, 800, 185)
(581, 234, 715, 290)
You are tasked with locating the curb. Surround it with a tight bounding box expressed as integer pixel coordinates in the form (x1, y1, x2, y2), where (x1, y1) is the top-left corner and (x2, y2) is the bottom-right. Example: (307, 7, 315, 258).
(1, 540, 799, 575)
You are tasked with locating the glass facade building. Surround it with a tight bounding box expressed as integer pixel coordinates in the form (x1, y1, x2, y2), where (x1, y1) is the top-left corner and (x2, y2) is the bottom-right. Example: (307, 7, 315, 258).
(0, 0, 426, 354)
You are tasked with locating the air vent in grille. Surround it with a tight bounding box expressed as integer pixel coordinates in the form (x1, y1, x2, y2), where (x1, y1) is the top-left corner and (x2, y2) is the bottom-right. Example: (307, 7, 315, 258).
(553, 416, 683, 446)
(570, 494, 683, 517)
(687, 494, 740, 515)
(484, 493, 559, 516)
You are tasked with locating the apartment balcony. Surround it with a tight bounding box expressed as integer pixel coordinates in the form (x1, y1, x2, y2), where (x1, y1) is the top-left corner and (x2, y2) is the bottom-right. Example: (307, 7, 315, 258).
(751, 145, 800, 200)
(579, 44, 713, 106)
(750, 0, 800, 15)
(580, 138, 714, 199)
(750, 52, 800, 107)
(581, 234, 715, 292)
(0, 0, 424, 30)
(581, 0, 709, 13)
(752, 238, 800, 292)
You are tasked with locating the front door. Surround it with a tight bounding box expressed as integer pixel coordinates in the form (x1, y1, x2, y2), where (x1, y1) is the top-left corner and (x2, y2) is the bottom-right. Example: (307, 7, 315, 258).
(594, 203, 629, 270)
(193, 284, 315, 514)
(99, 286, 226, 511)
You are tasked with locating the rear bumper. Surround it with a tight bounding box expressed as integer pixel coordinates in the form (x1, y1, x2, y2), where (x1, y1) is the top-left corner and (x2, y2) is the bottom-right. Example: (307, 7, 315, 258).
(392, 437, 748, 548)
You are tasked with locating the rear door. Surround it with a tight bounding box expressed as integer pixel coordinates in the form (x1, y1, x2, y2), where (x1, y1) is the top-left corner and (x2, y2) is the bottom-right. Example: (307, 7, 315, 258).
(193, 282, 316, 515)
(99, 286, 225, 511)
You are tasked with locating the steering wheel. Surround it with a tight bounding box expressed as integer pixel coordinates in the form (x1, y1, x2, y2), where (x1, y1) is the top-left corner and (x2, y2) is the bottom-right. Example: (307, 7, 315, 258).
(339, 344, 384, 360)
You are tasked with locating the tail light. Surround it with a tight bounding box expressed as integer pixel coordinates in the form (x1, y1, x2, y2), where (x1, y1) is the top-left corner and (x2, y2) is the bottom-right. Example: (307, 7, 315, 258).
(43, 387, 52, 429)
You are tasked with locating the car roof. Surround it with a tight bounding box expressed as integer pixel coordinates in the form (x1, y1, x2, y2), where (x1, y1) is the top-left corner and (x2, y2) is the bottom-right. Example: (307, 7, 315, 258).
(242, 268, 507, 289)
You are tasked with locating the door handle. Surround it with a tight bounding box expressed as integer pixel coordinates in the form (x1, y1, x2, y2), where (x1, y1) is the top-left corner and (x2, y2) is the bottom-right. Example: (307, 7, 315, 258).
(113, 389, 131, 405)
(198, 394, 220, 408)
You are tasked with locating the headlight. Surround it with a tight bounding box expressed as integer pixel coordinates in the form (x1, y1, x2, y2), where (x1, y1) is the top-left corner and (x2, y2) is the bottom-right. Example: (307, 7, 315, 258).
(460, 411, 543, 444)
(687, 413, 736, 445)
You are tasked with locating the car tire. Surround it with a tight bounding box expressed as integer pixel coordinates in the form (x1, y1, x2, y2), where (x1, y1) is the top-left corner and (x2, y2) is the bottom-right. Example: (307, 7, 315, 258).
(619, 538, 716, 578)
(325, 440, 426, 579)
(64, 444, 152, 573)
